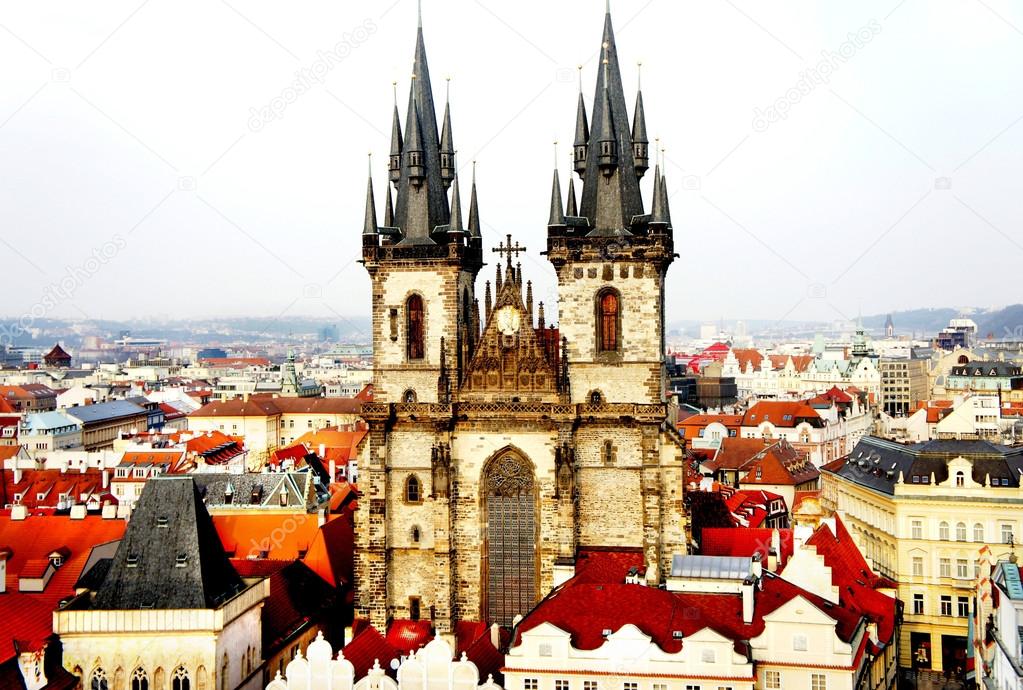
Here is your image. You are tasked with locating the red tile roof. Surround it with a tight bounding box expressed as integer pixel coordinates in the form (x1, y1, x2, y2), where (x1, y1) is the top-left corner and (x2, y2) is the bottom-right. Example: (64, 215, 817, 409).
(732, 348, 764, 371)
(677, 415, 743, 441)
(700, 528, 795, 569)
(0, 514, 126, 662)
(387, 619, 432, 655)
(0, 468, 114, 510)
(742, 401, 823, 428)
(344, 621, 400, 679)
(740, 447, 819, 486)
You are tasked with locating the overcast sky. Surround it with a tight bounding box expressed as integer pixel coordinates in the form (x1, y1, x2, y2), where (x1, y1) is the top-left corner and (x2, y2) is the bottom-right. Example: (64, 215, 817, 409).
(2, 0, 1021, 326)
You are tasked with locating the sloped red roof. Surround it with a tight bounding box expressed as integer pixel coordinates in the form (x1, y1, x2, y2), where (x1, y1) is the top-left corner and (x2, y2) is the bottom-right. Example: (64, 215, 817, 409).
(705, 438, 779, 472)
(570, 547, 646, 585)
(0, 515, 126, 662)
(700, 527, 795, 569)
(732, 348, 764, 371)
(387, 619, 432, 655)
(742, 401, 823, 428)
(344, 621, 400, 679)
(44, 344, 71, 363)
(805, 517, 898, 649)
(740, 448, 819, 486)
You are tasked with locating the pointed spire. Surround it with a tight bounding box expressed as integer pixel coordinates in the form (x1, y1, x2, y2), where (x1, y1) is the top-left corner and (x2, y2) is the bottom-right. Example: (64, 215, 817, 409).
(495, 262, 503, 294)
(538, 301, 546, 331)
(573, 66, 589, 178)
(384, 184, 394, 227)
(548, 143, 565, 226)
(363, 154, 378, 236)
(389, 82, 403, 184)
(566, 176, 578, 217)
(650, 162, 665, 226)
(484, 281, 492, 321)
(632, 63, 649, 178)
(449, 169, 463, 233)
(526, 281, 534, 319)
(659, 166, 672, 227)
(578, 6, 645, 234)
(405, 77, 425, 185)
(468, 162, 481, 236)
(439, 78, 455, 189)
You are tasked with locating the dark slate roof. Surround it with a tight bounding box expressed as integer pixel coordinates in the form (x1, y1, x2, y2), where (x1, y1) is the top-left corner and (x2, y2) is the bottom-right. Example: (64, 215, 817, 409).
(64, 400, 147, 425)
(192, 472, 325, 508)
(94, 477, 245, 610)
(823, 436, 1023, 495)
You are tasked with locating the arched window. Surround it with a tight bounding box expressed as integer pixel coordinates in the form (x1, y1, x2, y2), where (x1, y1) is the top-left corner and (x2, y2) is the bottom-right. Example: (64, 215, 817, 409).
(402, 389, 418, 404)
(956, 522, 967, 542)
(974, 523, 985, 542)
(91, 669, 109, 690)
(602, 440, 615, 466)
(955, 470, 965, 487)
(411, 525, 421, 543)
(131, 668, 149, 690)
(939, 521, 949, 541)
(405, 475, 422, 504)
(589, 390, 604, 405)
(171, 667, 190, 690)
(596, 289, 620, 353)
(407, 295, 425, 361)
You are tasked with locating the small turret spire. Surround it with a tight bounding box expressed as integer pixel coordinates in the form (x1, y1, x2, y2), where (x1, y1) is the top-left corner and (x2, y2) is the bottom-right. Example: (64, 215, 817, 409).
(650, 162, 665, 226)
(439, 77, 455, 189)
(573, 66, 589, 178)
(389, 82, 403, 184)
(548, 142, 565, 226)
(538, 301, 545, 331)
(526, 281, 534, 319)
(363, 153, 378, 236)
(449, 167, 463, 233)
(566, 175, 578, 217)
(468, 162, 481, 236)
(484, 280, 493, 320)
(384, 184, 394, 227)
(405, 76, 425, 187)
(632, 63, 649, 178)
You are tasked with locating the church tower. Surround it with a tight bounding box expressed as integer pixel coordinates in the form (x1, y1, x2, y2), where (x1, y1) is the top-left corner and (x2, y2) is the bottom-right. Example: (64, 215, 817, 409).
(355, 3, 685, 639)
(547, 5, 675, 406)
(361, 7, 484, 405)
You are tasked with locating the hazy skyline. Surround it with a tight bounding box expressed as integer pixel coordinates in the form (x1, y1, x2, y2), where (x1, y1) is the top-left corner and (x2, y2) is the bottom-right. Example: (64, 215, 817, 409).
(2, 0, 1021, 325)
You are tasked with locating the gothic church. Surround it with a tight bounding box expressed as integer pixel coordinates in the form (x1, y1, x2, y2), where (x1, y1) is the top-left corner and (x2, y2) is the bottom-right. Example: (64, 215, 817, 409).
(355, 4, 686, 634)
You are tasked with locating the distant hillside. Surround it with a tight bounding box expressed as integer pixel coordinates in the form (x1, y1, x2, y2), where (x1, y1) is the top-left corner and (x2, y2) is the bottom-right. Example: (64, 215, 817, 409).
(862, 309, 958, 334)
(976, 305, 1023, 340)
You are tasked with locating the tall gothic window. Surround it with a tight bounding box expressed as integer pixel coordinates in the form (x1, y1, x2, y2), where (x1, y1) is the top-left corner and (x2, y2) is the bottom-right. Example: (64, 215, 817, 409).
(130, 668, 149, 690)
(405, 474, 422, 504)
(407, 295, 425, 360)
(596, 289, 620, 353)
(172, 667, 190, 690)
(483, 450, 537, 626)
(91, 669, 109, 690)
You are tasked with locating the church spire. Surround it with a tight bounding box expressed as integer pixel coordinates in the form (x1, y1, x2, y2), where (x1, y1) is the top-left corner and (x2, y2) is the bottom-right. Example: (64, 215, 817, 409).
(578, 6, 645, 235)
(389, 82, 403, 184)
(363, 154, 378, 236)
(649, 161, 665, 226)
(468, 162, 481, 237)
(632, 64, 649, 178)
(573, 67, 589, 179)
(566, 175, 578, 217)
(449, 168, 464, 233)
(548, 143, 565, 226)
(439, 78, 455, 189)
(392, 10, 450, 245)
(384, 183, 394, 227)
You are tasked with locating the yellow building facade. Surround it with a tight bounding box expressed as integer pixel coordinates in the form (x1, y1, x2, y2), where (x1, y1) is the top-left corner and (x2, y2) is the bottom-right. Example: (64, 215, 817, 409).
(821, 436, 1023, 674)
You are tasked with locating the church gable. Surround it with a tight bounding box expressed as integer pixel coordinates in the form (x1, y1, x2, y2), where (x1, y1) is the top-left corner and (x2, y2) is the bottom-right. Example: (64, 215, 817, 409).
(461, 237, 561, 400)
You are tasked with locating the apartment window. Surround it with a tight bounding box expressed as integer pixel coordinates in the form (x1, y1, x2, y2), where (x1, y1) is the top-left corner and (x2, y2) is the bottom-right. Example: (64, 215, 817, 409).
(524, 681, 538, 690)
(955, 470, 965, 487)
(764, 671, 780, 690)
(652, 685, 667, 690)
(974, 523, 985, 542)
(911, 519, 922, 539)
(956, 522, 967, 542)
(583, 683, 598, 690)
(912, 557, 923, 577)
(940, 595, 952, 616)
(409, 597, 421, 622)
(957, 596, 970, 617)
(555, 681, 570, 690)
(622, 683, 638, 690)
(811, 675, 826, 690)
(956, 559, 969, 579)
(1002, 524, 1014, 545)
(939, 522, 950, 541)
(793, 635, 808, 651)
(940, 558, 951, 578)
(684, 686, 700, 690)
(913, 593, 924, 615)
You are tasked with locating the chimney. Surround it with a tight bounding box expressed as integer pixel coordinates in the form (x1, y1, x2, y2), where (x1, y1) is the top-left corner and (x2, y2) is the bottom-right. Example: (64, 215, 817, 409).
(328, 459, 336, 482)
(11, 505, 27, 521)
(771, 529, 782, 569)
(102, 469, 109, 489)
(318, 443, 326, 458)
(490, 623, 501, 650)
(0, 548, 8, 593)
(12, 467, 21, 485)
(70, 504, 86, 520)
(750, 552, 763, 579)
(742, 577, 755, 624)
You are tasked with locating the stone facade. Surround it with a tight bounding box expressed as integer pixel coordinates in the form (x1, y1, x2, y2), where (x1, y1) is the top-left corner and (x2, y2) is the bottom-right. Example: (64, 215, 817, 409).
(354, 5, 685, 635)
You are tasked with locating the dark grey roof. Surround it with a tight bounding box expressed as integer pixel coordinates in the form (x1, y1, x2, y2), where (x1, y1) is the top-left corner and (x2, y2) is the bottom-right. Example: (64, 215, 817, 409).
(578, 9, 645, 234)
(192, 472, 322, 508)
(825, 436, 1023, 495)
(64, 400, 147, 425)
(94, 477, 245, 610)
